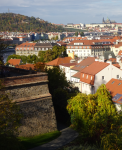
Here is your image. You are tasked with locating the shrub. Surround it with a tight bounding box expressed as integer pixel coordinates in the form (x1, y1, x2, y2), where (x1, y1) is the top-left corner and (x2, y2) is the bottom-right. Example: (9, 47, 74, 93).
(67, 84, 121, 145)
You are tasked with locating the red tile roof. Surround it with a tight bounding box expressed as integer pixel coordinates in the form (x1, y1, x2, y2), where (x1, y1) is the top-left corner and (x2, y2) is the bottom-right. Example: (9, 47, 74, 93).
(15, 64, 34, 70)
(72, 72, 81, 79)
(113, 64, 120, 69)
(59, 63, 77, 67)
(46, 57, 72, 66)
(106, 78, 122, 104)
(71, 57, 95, 71)
(80, 61, 109, 85)
(118, 50, 122, 56)
(8, 59, 21, 66)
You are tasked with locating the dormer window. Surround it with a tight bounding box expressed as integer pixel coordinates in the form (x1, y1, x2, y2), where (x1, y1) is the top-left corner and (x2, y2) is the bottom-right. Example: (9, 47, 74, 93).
(86, 75, 88, 79)
(82, 74, 84, 78)
(91, 76, 92, 80)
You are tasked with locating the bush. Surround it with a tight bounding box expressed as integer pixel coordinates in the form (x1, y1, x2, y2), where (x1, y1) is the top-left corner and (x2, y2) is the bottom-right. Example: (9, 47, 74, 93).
(67, 84, 121, 145)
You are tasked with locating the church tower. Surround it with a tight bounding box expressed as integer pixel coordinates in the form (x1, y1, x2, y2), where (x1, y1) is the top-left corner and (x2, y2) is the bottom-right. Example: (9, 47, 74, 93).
(102, 17, 105, 23)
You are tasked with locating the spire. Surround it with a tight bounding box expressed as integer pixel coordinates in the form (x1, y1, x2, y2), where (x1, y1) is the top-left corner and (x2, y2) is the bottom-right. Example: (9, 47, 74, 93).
(102, 17, 105, 23)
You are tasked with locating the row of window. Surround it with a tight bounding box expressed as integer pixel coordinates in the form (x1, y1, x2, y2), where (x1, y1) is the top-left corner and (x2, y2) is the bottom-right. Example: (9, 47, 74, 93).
(69, 50, 90, 52)
(16, 48, 51, 50)
(67, 46, 90, 49)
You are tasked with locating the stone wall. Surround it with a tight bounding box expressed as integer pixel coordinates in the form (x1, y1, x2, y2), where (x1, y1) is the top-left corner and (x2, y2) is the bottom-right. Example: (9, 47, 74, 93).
(2, 72, 57, 137)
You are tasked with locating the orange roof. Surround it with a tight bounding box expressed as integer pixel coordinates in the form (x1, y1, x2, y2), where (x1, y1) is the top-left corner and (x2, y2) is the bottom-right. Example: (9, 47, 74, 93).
(16, 42, 36, 48)
(15, 64, 34, 70)
(106, 78, 122, 104)
(113, 64, 120, 69)
(118, 50, 122, 56)
(46, 57, 72, 66)
(109, 58, 116, 63)
(72, 72, 81, 79)
(114, 42, 122, 48)
(80, 61, 109, 85)
(67, 39, 114, 46)
(71, 57, 95, 71)
(8, 59, 21, 66)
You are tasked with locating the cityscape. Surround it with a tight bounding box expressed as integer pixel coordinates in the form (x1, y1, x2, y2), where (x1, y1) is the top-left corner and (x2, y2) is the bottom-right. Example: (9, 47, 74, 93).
(1, 0, 122, 149)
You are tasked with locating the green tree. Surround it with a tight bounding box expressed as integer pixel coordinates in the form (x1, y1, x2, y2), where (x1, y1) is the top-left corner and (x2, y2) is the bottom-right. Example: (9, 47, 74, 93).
(45, 67, 70, 95)
(80, 31, 84, 36)
(75, 31, 78, 36)
(67, 84, 121, 145)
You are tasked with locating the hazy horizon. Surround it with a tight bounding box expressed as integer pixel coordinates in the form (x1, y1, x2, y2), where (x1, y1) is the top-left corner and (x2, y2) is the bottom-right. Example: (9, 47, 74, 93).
(0, 0, 122, 24)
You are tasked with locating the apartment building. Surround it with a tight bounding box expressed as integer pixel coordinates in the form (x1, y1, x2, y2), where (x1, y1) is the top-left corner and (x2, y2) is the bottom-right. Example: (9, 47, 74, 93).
(66, 39, 113, 57)
(15, 42, 59, 56)
(15, 42, 36, 56)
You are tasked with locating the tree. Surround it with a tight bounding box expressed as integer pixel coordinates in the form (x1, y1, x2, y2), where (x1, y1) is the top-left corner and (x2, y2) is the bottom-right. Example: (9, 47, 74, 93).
(45, 67, 70, 95)
(80, 31, 84, 36)
(75, 31, 78, 36)
(38, 46, 67, 62)
(67, 84, 121, 145)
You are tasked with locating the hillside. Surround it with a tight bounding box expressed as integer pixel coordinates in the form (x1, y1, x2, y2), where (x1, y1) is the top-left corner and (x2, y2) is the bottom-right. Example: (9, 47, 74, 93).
(0, 13, 65, 32)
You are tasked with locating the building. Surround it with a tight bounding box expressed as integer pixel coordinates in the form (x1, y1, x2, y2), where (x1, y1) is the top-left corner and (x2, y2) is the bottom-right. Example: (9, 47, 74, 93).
(34, 43, 59, 54)
(46, 57, 72, 69)
(66, 39, 113, 57)
(102, 17, 116, 24)
(8, 59, 22, 67)
(15, 42, 36, 56)
(79, 61, 122, 94)
(106, 78, 122, 113)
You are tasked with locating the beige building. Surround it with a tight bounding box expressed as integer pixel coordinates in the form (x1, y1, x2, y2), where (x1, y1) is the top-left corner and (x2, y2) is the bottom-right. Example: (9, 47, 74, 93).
(15, 42, 36, 56)
(111, 41, 122, 56)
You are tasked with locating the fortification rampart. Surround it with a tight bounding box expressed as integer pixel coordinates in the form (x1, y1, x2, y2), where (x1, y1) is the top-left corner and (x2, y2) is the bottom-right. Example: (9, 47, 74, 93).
(1, 71, 57, 137)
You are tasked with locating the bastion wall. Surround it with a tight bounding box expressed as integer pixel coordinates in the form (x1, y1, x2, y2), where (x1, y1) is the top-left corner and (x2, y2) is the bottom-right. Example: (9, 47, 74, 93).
(1, 70, 57, 137)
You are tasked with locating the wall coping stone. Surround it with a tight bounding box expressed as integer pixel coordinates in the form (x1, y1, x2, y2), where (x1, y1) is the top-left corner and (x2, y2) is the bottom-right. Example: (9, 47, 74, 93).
(5, 80, 49, 88)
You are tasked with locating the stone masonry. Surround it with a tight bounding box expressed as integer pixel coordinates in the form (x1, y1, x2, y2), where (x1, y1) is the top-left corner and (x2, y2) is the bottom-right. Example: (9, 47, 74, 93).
(2, 72, 57, 137)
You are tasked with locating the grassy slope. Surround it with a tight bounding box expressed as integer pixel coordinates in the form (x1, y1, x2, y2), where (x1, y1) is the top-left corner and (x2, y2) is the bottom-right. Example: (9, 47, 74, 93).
(18, 130, 61, 150)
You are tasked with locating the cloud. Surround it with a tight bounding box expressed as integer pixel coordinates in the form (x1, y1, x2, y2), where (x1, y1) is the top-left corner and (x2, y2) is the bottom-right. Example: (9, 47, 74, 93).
(0, 0, 122, 24)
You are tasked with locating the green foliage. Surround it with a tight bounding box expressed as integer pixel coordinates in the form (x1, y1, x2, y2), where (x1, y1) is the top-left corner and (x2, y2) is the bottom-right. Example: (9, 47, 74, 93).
(0, 80, 24, 149)
(38, 45, 67, 62)
(7, 54, 39, 64)
(45, 67, 70, 95)
(19, 130, 61, 150)
(0, 13, 65, 32)
(67, 84, 121, 147)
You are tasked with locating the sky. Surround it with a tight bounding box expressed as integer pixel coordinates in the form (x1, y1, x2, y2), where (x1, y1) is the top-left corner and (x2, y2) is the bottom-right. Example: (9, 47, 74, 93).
(0, 0, 122, 24)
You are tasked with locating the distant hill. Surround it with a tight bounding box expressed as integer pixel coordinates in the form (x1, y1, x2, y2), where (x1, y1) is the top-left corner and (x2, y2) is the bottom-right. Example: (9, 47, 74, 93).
(0, 13, 66, 32)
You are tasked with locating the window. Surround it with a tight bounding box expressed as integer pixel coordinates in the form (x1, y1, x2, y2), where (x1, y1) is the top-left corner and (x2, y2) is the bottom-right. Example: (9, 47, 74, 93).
(86, 75, 88, 79)
(82, 74, 84, 77)
(35, 48, 37, 50)
(83, 46, 86, 48)
(102, 76, 104, 80)
(42, 48, 44, 50)
(87, 46, 89, 49)
(31, 48, 33, 50)
(111, 81, 115, 84)
(39, 48, 41, 50)
(71, 46, 74, 48)
(118, 83, 121, 86)
(117, 75, 119, 79)
(91, 76, 92, 80)
(46, 48, 48, 50)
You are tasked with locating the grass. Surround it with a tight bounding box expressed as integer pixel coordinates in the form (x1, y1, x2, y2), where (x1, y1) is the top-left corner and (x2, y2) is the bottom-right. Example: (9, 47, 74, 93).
(18, 130, 61, 150)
